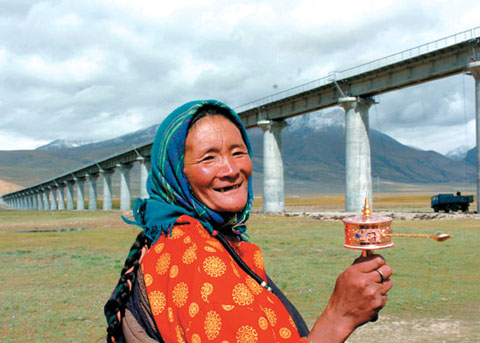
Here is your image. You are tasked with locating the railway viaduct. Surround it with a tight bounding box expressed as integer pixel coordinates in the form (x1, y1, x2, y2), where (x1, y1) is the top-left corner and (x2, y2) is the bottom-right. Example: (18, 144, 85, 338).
(2, 27, 480, 213)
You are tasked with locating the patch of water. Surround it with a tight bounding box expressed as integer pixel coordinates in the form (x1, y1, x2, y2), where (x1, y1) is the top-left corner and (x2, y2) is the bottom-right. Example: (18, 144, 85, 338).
(0, 227, 86, 234)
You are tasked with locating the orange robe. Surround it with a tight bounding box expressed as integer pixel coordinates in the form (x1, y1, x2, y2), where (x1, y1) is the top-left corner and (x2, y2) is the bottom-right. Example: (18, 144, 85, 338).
(141, 215, 309, 343)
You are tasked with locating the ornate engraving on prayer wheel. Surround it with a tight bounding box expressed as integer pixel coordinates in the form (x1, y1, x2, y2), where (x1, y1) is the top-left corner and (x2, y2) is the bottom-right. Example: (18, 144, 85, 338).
(342, 198, 393, 251)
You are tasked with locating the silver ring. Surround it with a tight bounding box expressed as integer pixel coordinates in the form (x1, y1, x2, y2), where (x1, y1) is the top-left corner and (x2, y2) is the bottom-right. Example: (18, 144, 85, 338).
(375, 269, 385, 283)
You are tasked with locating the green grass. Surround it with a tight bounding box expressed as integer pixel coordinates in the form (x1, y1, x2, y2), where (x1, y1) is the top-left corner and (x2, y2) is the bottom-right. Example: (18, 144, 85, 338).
(248, 217, 480, 323)
(0, 211, 138, 342)
(0, 210, 479, 342)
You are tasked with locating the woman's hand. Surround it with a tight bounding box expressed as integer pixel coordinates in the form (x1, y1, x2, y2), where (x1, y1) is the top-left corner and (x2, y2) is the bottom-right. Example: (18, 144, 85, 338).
(308, 254, 393, 343)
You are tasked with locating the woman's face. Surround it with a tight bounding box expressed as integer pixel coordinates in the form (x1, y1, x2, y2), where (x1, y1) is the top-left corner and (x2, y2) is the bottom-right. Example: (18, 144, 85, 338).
(183, 115, 252, 213)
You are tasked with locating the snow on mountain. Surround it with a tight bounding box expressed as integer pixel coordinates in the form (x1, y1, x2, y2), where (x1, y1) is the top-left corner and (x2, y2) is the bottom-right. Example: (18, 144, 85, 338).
(35, 139, 94, 151)
(287, 109, 344, 132)
(445, 145, 472, 160)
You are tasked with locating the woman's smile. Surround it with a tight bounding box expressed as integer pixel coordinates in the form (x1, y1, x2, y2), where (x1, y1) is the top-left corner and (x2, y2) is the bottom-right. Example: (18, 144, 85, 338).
(214, 182, 243, 192)
(183, 115, 252, 213)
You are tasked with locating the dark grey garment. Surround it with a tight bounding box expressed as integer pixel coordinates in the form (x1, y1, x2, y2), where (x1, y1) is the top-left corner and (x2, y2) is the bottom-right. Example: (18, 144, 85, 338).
(123, 309, 160, 343)
(123, 268, 163, 342)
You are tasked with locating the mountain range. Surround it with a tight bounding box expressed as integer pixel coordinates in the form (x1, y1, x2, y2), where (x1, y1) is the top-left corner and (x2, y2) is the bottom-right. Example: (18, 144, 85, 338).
(36, 139, 94, 151)
(0, 110, 476, 195)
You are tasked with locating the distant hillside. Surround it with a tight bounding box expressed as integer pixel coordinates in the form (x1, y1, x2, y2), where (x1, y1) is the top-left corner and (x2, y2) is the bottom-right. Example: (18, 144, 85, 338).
(0, 125, 158, 187)
(0, 179, 23, 195)
(464, 147, 476, 166)
(0, 150, 85, 186)
(0, 110, 475, 195)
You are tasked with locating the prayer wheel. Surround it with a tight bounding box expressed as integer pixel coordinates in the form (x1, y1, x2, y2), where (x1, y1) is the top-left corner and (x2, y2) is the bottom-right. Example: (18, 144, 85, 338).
(343, 198, 393, 252)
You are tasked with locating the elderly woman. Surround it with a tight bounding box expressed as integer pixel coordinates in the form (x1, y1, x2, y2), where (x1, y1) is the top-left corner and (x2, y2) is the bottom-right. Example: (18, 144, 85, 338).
(105, 100, 392, 343)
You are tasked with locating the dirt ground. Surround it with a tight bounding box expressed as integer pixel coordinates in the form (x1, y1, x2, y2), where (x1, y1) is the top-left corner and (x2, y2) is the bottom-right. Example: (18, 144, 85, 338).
(283, 210, 480, 221)
(347, 310, 480, 343)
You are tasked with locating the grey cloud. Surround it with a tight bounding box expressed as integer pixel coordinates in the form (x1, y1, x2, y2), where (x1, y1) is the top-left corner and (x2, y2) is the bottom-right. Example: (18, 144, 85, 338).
(0, 0, 478, 153)
(372, 75, 475, 130)
(0, 0, 39, 18)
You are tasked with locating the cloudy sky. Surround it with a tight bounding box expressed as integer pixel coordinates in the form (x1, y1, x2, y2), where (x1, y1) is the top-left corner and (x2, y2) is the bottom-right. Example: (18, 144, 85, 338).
(0, 0, 479, 154)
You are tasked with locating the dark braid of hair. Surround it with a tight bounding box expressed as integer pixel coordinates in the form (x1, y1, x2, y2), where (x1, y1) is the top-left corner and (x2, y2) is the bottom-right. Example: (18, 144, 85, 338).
(104, 231, 151, 343)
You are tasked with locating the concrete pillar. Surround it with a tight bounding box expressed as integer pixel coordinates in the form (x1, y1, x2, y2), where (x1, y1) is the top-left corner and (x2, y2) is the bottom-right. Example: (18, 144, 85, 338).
(49, 186, 58, 210)
(21, 195, 28, 209)
(32, 192, 38, 210)
(339, 96, 375, 212)
(43, 188, 51, 211)
(138, 157, 151, 199)
(37, 191, 44, 211)
(257, 119, 288, 213)
(87, 173, 99, 211)
(66, 180, 75, 210)
(101, 169, 114, 211)
(75, 177, 86, 210)
(469, 61, 480, 213)
(118, 163, 133, 211)
(57, 183, 65, 210)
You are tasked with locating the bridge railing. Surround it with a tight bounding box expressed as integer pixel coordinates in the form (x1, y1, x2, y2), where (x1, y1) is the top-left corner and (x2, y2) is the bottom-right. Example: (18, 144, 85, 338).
(235, 26, 480, 113)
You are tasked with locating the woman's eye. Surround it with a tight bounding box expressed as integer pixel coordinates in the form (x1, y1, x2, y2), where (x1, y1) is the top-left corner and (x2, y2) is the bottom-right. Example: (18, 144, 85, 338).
(233, 150, 247, 156)
(201, 155, 214, 162)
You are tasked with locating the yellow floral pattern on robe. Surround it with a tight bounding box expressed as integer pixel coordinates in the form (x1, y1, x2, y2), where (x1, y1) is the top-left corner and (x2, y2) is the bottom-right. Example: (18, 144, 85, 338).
(142, 215, 304, 343)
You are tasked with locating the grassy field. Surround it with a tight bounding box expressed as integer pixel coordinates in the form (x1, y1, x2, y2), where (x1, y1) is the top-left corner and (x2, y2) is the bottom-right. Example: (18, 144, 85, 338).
(255, 193, 478, 212)
(0, 200, 479, 342)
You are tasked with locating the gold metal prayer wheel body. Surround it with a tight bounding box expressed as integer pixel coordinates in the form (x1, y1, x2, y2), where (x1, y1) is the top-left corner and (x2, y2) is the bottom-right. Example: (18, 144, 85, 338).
(343, 214, 393, 251)
(342, 198, 394, 251)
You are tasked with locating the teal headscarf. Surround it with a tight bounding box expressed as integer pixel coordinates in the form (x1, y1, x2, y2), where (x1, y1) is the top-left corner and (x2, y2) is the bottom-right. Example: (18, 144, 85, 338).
(124, 100, 253, 243)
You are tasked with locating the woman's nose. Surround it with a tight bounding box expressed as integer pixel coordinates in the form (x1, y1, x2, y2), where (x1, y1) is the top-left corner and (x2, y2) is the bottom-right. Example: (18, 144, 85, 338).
(218, 155, 240, 177)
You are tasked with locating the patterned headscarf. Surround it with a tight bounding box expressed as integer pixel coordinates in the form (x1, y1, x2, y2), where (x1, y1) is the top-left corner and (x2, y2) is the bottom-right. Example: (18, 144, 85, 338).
(123, 100, 253, 243)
